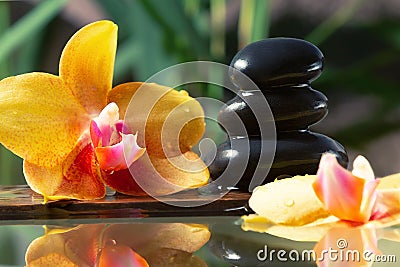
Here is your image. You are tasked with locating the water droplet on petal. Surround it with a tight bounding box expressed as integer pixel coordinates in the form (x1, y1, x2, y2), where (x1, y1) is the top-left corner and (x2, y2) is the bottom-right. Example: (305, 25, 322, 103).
(106, 185, 116, 196)
(104, 239, 117, 247)
(284, 199, 295, 207)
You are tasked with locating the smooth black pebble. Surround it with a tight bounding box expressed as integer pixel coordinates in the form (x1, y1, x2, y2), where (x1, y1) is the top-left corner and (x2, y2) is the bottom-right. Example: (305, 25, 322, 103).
(208, 131, 348, 191)
(208, 37, 348, 192)
(230, 38, 324, 89)
(218, 85, 328, 134)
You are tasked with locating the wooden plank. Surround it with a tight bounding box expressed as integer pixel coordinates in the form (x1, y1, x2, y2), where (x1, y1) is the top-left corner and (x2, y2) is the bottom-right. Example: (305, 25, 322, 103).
(0, 185, 251, 221)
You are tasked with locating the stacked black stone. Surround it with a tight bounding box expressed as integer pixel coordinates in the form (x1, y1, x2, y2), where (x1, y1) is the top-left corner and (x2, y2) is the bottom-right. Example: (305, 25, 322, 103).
(208, 38, 348, 192)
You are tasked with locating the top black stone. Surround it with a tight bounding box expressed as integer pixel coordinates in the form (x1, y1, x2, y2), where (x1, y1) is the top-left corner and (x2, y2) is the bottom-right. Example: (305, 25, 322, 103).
(230, 38, 324, 89)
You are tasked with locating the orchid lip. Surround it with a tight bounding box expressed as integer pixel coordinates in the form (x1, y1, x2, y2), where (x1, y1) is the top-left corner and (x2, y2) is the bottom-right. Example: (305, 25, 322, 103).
(90, 103, 145, 172)
(95, 132, 145, 171)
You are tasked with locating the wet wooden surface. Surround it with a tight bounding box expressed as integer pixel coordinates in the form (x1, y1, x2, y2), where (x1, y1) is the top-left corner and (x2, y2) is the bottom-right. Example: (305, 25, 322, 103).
(0, 185, 250, 221)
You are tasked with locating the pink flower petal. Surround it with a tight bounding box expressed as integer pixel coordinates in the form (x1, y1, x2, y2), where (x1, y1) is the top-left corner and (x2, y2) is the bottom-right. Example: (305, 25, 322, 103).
(90, 120, 102, 148)
(91, 102, 120, 147)
(115, 120, 130, 134)
(313, 153, 380, 223)
(95, 133, 145, 171)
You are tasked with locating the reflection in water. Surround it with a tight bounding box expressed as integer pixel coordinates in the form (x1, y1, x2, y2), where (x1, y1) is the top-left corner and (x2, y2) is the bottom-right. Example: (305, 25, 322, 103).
(241, 217, 400, 267)
(209, 220, 316, 266)
(313, 226, 380, 267)
(25, 223, 210, 267)
(12, 217, 400, 266)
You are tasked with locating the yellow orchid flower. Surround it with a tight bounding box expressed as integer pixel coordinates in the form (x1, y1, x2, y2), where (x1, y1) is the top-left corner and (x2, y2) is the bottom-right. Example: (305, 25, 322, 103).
(0, 20, 208, 201)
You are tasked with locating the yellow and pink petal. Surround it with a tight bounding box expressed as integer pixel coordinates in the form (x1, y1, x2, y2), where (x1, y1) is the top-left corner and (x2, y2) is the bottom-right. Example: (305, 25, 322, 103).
(23, 136, 105, 201)
(107, 82, 206, 158)
(313, 153, 380, 223)
(95, 133, 145, 172)
(90, 102, 146, 172)
(90, 102, 120, 148)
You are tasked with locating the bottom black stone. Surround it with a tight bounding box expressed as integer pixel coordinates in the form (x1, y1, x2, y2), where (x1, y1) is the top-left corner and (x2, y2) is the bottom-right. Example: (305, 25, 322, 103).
(207, 130, 348, 192)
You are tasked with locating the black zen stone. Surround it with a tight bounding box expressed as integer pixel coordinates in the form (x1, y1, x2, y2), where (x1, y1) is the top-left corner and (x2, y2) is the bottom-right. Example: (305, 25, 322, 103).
(208, 131, 348, 191)
(264, 85, 328, 130)
(218, 85, 328, 134)
(207, 37, 349, 193)
(230, 38, 324, 89)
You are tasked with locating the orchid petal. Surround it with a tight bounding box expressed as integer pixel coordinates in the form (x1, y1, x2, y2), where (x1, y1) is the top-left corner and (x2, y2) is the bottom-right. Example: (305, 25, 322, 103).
(90, 102, 120, 147)
(352, 155, 374, 181)
(89, 120, 102, 148)
(371, 174, 400, 219)
(103, 151, 209, 196)
(95, 133, 145, 171)
(23, 137, 105, 201)
(101, 168, 146, 196)
(371, 189, 400, 220)
(0, 73, 88, 167)
(313, 153, 380, 222)
(249, 175, 330, 225)
(60, 20, 117, 114)
(107, 82, 205, 157)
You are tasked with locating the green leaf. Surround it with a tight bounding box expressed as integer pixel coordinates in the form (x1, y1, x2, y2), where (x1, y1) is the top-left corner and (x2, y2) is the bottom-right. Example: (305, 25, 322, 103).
(210, 0, 226, 58)
(97, 0, 134, 40)
(113, 37, 141, 83)
(130, 0, 176, 80)
(138, 0, 208, 59)
(238, 0, 270, 47)
(0, 144, 23, 185)
(0, 2, 10, 78)
(251, 0, 270, 41)
(0, 0, 67, 65)
(306, 0, 366, 45)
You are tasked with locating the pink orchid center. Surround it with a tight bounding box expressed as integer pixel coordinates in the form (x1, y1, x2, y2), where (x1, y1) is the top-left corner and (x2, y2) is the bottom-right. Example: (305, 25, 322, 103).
(90, 103, 145, 171)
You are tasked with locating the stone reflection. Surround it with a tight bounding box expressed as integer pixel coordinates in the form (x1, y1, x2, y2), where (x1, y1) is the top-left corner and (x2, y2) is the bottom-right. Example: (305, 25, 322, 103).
(209, 220, 316, 266)
(25, 223, 210, 266)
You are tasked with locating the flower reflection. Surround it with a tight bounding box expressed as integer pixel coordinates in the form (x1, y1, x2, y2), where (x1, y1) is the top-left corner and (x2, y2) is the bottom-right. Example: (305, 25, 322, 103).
(242, 215, 400, 267)
(25, 223, 210, 267)
(313, 226, 380, 267)
(96, 243, 149, 267)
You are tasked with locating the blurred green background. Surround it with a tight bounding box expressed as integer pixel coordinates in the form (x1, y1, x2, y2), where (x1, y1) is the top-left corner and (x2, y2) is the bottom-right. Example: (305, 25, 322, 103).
(0, 0, 400, 265)
(2, 0, 400, 184)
